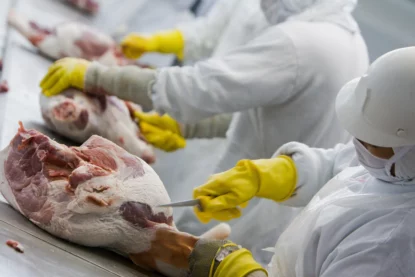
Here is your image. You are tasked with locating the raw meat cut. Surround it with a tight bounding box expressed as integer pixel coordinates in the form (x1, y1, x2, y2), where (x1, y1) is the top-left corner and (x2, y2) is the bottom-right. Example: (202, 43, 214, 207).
(6, 240, 24, 253)
(0, 124, 173, 271)
(39, 89, 156, 164)
(8, 10, 136, 66)
(65, 0, 100, 14)
(0, 80, 8, 93)
(0, 124, 230, 277)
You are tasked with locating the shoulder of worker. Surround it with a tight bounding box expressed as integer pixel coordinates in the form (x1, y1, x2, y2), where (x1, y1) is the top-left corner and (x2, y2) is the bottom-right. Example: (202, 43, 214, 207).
(275, 19, 367, 76)
(307, 204, 415, 277)
(277, 19, 366, 56)
(275, 140, 354, 163)
(273, 141, 356, 207)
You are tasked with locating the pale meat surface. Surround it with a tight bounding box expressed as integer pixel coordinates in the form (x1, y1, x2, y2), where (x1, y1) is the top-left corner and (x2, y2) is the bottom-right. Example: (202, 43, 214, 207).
(65, 0, 100, 14)
(40, 89, 156, 164)
(0, 124, 172, 256)
(8, 10, 136, 66)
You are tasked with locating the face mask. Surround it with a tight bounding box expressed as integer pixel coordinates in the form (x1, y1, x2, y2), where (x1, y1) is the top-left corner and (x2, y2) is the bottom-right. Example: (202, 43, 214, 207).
(353, 138, 415, 184)
(392, 146, 415, 181)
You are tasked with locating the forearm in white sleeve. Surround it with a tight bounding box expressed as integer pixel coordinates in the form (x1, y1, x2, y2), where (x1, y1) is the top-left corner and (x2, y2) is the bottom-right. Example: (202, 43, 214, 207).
(177, 0, 239, 62)
(152, 26, 297, 123)
(181, 113, 232, 138)
(85, 62, 156, 111)
(275, 141, 355, 207)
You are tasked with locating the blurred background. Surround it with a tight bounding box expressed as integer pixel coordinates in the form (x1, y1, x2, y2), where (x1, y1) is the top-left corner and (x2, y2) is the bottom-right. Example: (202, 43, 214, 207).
(354, 0, 415, 61)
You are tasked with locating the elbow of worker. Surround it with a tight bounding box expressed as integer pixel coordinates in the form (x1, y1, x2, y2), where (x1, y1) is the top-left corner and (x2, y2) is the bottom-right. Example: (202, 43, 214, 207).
(273, 142, 321, 207)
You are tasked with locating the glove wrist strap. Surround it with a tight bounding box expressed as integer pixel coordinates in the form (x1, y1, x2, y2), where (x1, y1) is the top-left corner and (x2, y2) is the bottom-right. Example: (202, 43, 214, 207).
(188, 239, 237, 277)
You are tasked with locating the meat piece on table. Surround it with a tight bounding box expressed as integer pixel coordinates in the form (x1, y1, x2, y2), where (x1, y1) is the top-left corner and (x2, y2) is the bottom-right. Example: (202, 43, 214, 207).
(40, 89, 156, 164)
(6, 240, 24, 253)
(0, 80, 8, 93)
(7, 10, 136, 66)
(65, 0, 100, 14)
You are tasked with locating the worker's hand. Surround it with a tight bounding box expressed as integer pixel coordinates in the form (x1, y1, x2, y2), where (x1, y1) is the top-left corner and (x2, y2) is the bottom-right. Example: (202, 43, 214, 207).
(193, 156, 297, 223)
(130, 227, 198, 271)
(134, 111, 186, 152)
(40, 58, 90, 97)
(121, 30, 184, 60)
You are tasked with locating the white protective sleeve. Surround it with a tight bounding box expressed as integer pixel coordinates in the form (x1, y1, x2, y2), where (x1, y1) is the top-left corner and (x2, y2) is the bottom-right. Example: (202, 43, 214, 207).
(181, 113, 232, 139)
(274, 140, 356, 207)
(177, 0, 240, 62)
(152, 26, 297, 123)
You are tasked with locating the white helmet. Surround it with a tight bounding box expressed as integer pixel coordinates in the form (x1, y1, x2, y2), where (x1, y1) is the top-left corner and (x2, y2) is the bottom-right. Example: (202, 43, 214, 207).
(336, 47, 415, 147)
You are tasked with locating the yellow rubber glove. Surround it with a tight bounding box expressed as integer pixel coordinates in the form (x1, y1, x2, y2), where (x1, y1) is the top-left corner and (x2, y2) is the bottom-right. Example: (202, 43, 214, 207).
(121, 30, 184, 60)
(134, 111, 186, 152)
(40, 58, 90, 97)
(193, 156, 297, 223)
(214, 248, 267, 277)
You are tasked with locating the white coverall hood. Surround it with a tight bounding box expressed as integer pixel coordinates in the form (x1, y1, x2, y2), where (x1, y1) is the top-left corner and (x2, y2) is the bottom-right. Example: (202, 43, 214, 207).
(271, 165, 415, 276)
(270, 142, 415, 276)
(261, 0, 358, 32)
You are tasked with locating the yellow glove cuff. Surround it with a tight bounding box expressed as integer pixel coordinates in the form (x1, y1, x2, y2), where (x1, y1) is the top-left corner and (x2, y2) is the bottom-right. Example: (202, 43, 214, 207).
(72, 67, 87, 91)
(139, 121, 186, 152)
(152, 30, 184, 60)
(253, 155, 297, 202)
(213, 248, 267, 277)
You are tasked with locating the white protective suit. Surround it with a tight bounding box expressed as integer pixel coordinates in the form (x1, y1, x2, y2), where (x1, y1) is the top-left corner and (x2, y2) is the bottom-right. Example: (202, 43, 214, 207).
(84, 0, 368, 265)
(177, 0, 268, 64)
(269, 141, 415, 277)
(151, 0, 268, 212)
(157, 0, 369, 265)
(153, 0, 367, 173)
(151, 0, 272, 261)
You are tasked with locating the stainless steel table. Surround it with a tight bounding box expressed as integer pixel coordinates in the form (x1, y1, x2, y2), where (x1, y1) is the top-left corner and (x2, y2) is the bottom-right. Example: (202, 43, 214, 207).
(0, 203, 159, 277)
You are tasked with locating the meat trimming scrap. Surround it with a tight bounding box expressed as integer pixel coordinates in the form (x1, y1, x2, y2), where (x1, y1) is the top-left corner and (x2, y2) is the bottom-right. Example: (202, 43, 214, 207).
(6, 240, 24, 253)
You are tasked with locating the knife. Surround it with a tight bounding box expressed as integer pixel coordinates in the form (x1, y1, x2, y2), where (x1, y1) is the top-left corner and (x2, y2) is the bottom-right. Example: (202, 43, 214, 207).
(158, 199, 203, 211)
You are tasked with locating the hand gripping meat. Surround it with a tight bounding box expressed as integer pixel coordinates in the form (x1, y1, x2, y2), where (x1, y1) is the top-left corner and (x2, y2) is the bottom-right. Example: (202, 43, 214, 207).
(8, 10, 136, 66)
(0, 124, 230, 276)
(39, 89, 156, 164)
